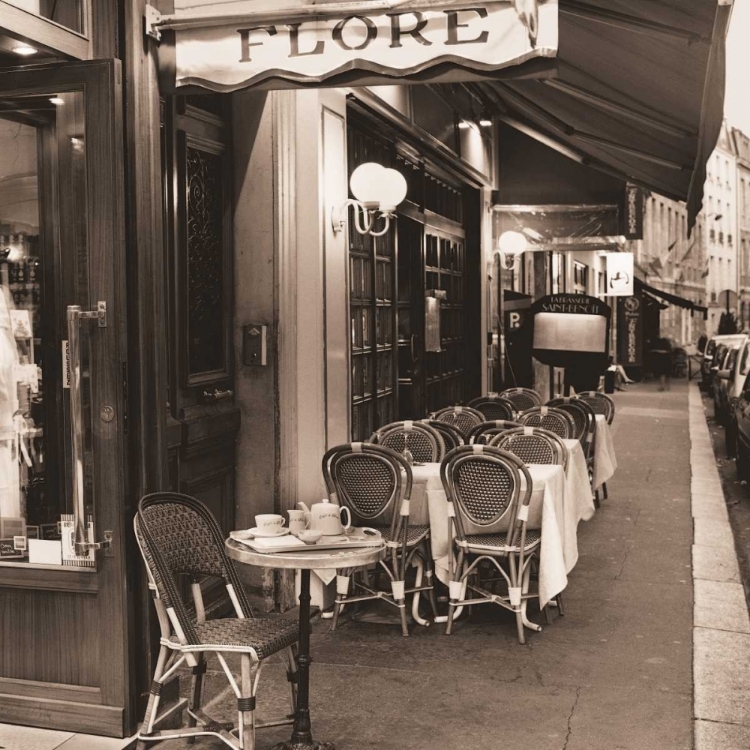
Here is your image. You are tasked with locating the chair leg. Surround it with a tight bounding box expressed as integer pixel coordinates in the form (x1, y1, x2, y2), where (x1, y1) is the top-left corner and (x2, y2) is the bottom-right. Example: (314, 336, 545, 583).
(426, 567, 439, 619)
(556, 591, 566, 616)
(239, 654, 258, 750)
(138, 645, 169, 745)
(445, 551, 465, 636)
(603, 482, 609, 500)
(391, 578, 409, 636)
(283, 646, 298, 714)
(331, 573, 350, 632)
(593, 489, 601, 509)
(186, 653, 206, 744)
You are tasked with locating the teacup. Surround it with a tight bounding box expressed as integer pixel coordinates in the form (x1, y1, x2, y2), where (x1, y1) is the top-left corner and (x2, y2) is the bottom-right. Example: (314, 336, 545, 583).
(287, 509, 309, 536)
(255, 514, 286, 536)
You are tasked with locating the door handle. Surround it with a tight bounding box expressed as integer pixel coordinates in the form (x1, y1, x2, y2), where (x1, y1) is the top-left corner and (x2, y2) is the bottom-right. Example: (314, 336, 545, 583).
(67, 303, 112, 557)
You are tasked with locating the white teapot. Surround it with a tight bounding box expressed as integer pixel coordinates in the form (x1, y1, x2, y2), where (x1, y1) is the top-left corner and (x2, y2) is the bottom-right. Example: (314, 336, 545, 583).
(297, 499, 351, 536)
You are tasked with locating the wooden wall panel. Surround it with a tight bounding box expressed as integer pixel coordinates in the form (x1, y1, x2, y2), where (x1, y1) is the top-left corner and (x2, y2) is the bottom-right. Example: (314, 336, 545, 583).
(0, 588, 99, 685)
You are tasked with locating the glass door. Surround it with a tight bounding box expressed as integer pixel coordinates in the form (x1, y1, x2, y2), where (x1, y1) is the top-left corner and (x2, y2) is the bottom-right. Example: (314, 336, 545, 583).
(0, 60, 130, 736)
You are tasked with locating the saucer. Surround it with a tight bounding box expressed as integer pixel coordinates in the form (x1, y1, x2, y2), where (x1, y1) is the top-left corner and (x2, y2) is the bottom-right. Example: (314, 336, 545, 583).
(232, 528, 290, 540)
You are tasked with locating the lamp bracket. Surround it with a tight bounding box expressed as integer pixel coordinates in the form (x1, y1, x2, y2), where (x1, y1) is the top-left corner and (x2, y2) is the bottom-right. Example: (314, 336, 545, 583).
(331, 200, 392, 237)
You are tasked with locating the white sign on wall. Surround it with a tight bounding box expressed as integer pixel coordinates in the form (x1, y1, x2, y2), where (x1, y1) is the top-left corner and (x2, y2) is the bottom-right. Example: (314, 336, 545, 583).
(606, 252, 634, 297)
(171, 1, 558, 92)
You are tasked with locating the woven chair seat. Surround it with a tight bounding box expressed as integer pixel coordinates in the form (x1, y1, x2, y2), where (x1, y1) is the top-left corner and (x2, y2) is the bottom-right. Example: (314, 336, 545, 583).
(373, 523, 430, 546)
(463, 529, 541, 551)
(169, 617, 299, 658)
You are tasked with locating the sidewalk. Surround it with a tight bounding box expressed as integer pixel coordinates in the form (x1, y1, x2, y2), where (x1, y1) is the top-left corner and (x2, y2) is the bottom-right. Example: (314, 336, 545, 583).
(4, 380, 747, 750)
(161, 381, 697, 750)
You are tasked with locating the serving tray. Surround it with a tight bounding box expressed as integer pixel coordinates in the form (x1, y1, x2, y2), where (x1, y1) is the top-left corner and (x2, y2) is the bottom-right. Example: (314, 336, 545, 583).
(230, 527, 384, 554)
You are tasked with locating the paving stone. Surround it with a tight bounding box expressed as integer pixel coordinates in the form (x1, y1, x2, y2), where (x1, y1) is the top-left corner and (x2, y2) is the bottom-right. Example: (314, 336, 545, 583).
(567, 686, 691, 750)
(691, 502, 729, 522)
(694, 517, 737, 550)
(694, 719, 750, 750)
(693, 544, 741, 583)
(694, 628, 750, 726)
(0, 724, 73, 750)
(694, 580, 750, 634)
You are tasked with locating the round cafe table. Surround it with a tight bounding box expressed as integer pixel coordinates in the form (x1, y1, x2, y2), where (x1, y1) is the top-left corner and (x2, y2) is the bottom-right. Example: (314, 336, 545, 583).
(226, 538, 385, 750)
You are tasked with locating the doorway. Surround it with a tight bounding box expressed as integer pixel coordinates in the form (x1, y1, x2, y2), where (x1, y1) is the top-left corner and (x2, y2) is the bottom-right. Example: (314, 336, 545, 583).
(0, 61, 131, 737)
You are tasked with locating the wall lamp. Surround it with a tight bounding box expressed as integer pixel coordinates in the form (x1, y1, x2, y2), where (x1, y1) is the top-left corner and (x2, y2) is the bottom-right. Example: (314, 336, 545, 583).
(331, 162, 408, 237)
(498, 228, 545, 268)
(497, 230, 528, 269)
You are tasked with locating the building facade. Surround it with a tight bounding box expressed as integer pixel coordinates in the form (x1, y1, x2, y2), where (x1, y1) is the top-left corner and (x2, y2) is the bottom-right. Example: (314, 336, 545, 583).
(732, 127, 750, 330)
(626, 193, 706, 346)
(703, 121, 740, 335)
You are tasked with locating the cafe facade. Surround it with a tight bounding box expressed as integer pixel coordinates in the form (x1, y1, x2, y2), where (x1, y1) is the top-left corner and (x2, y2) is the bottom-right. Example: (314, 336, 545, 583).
(0, 0, 730, 740)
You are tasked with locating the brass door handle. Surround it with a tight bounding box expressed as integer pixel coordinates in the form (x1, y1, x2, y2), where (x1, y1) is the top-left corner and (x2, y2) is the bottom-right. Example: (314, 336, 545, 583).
(67, 304, 112, 557)
(202, 388, 234, 403)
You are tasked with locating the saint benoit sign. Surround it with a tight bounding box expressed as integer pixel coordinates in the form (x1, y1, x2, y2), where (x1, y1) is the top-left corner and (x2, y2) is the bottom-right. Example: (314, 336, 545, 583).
(168, 1, 558, 92)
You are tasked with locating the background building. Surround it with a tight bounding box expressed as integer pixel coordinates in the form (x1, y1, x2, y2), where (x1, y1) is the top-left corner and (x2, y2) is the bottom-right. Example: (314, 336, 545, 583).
(704, 121, 740, 335)
(733, 127, 750, 329)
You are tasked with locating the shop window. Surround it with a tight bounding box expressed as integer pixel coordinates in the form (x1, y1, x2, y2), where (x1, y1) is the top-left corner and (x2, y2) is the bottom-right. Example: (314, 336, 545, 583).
(573, 261, 588, 295)
(5, 0, 86, 34)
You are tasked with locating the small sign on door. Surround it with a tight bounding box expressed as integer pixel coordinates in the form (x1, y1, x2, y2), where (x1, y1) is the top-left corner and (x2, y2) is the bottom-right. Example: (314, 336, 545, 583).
(62, 340, 70, 388)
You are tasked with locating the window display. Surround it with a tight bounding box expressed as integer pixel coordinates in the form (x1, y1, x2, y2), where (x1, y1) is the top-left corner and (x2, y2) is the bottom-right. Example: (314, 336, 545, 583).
(0, 113, 91, 567)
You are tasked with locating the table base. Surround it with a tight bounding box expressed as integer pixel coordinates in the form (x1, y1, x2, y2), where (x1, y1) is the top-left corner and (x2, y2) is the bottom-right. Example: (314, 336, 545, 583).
(269, 741, 335, 750)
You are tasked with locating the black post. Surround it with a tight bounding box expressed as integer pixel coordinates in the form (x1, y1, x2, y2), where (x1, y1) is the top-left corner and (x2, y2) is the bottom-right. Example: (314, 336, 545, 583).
(272, 569, 334, 750)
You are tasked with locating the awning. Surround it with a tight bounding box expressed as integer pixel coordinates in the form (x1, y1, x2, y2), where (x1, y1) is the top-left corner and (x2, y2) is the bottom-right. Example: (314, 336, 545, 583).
(635, 278, 708, 319)
(472, 0, 731, 230)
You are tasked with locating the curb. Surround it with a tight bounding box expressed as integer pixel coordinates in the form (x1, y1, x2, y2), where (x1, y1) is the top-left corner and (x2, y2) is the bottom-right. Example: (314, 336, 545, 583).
(689, 384, 750, 749)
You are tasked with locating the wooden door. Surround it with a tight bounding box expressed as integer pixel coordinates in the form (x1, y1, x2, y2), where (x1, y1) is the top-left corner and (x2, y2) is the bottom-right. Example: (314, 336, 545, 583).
(347, 125, 398, 441)
(0, 61, 131, 736)
(161, 94, 238, 613)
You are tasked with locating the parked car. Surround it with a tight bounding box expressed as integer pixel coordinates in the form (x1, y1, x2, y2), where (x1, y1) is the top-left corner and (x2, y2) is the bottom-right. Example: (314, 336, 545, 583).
(733, 370, 750, 479)
(702, 334, 747, 391)
(720, 335, 750, 455)
(715, 338, 745, 425)
(710, 343, 730, 407)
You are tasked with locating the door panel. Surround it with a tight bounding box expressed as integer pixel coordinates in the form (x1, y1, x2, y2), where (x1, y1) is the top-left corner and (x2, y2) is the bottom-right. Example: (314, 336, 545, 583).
(0, 60, 130, 736)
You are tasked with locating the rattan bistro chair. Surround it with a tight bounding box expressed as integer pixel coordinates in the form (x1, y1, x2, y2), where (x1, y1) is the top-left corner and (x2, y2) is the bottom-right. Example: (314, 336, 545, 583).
(419, 419, 464, 452)
(499, 387, 543, 412)
(577, 391, 615, 424)
(371, 420, 445, 463)
(322, 443, 437, 636)
(134, 493, 299, 750)
(440, 446, 542, 643)
(433, 405, 485, 437)
(518, 406, 575, 439)
(466, 420, 522, 445)
(491, 427, 569, 470)
(467, 395, 517, 421)
(575, 392, 614, 503)
(547, 398, 591, 444)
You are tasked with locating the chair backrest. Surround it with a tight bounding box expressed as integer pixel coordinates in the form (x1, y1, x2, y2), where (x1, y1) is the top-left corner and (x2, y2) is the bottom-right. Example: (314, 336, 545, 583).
(466, 420, 522, 445)
(568, 397, 598, 461)
(322, 443, 411, 536)
(440, 445, 532, 548)
(518, 406, 575, 439)
(371, 420, 445, 462)
(491, 426, 568, 469)
(466, 396, 517, 421)
(499, 387, 543, 412)
(419, 419, 464, 452)
(135, 492, 254, 646)
(576, 391, 615, 424)
(432, 406, 485, 437)
(547, 398, 588, 441)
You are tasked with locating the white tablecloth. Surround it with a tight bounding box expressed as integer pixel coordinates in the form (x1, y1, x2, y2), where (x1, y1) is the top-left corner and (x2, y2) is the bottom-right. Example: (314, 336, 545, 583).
(593, 415, 617, 489)
(409, 457, 590, 609)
